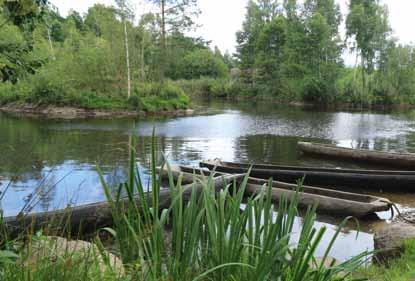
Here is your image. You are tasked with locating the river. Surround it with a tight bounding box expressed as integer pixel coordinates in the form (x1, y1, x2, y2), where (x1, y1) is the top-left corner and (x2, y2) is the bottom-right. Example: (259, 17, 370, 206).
(2, 99, 415, 261)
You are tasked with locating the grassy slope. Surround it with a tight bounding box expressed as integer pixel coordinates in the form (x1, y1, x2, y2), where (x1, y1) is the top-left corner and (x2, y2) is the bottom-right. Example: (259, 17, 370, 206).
(358, 240, 415, 281)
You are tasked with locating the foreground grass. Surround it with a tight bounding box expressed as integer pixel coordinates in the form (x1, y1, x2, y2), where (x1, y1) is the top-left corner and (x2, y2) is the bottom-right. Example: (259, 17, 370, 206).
(358, 240, 415, 281)
(0, 138, 370, 280)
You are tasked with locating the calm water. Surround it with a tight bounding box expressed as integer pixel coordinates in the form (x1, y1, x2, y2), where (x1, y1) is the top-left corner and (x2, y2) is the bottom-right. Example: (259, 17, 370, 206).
(2, 99, 415, 261)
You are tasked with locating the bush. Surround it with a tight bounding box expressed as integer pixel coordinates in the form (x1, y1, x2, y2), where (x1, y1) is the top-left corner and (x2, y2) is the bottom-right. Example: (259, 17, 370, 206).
(301, 76, 331, 103)
(175, 78, 245, 98)
(24, 74, 71, 106)
(0, 82, 21, 105)
(179, 49, 229, 80)
(131, 81, 190, 111)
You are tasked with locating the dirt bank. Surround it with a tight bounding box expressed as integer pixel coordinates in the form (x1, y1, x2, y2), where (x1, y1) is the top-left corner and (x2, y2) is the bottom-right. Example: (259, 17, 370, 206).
(0, 104, 195, 120)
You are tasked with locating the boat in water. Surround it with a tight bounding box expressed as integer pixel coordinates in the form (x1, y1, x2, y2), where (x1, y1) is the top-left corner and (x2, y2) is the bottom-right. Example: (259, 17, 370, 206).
(159, 165, 391, 218)
(199, 160, 415, 192)
(298, 141, 415, 169)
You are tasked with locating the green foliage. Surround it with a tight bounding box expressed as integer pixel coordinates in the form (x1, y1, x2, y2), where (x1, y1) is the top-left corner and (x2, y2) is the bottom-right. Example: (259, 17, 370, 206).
(0, 2, 195, 112)
(358, 239, 415, 281)
(0, 79, 189, 112)
(132, 81, 190, 111)
(235, 0, 343, 103)
(175, 78, 252, 98)
(254, 16, 286, 88)
(346, 0, 390, 75)
(179, 49, 229, 80)
(0, 233, 120, 280)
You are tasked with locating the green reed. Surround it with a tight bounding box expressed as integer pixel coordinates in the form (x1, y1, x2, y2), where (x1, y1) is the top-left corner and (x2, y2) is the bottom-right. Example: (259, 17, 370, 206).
(100, 137, 370, 281)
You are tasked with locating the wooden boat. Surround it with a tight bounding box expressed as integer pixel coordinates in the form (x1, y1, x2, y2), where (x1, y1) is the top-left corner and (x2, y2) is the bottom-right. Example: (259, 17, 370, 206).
(298, 141, 415, 169)
(159, 165, 391, 218)
(199, 160, 415, 191)
(3, 174, 242, 237)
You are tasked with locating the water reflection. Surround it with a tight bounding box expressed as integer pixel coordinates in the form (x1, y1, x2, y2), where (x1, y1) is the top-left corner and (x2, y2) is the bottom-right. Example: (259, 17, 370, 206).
(2, 100, 415, 261)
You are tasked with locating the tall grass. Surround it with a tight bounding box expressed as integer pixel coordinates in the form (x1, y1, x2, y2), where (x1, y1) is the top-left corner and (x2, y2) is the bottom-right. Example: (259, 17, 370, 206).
(100, 137, 370, 280)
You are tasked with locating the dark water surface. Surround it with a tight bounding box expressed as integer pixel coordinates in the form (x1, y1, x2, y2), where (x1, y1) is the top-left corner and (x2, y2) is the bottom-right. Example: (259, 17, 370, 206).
(2, 99, 415, 261)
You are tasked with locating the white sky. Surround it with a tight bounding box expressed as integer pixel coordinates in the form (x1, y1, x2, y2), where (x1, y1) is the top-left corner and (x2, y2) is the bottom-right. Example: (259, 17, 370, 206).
(50, 0, 415, 55)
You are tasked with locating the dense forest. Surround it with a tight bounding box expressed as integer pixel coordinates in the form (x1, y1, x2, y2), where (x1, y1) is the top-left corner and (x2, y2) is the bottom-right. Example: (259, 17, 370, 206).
(235, 0, 415, 106)
(0, 0, 228, 111)
(1, 0, 415, 110)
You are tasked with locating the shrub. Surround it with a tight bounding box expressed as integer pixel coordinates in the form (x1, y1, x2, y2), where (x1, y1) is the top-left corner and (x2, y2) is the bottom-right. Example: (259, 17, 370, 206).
(131, 81, 190, 111)
(179, 49, 229, 80)
(301, 76, 331, 103)
(175, 78, 244, 98)
(0, 82, 21, 105)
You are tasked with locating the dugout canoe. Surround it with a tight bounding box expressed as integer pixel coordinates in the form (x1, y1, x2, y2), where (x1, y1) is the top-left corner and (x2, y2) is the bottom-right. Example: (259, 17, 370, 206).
(199, 160, 415, 191)
(3, 174, 243, 238)
(298, 141, 415, 169)
(159, 165, 391, 218)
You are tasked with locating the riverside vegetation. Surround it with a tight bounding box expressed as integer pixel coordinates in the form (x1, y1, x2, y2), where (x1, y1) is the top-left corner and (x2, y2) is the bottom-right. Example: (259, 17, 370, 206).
(2, 0, 415, 111)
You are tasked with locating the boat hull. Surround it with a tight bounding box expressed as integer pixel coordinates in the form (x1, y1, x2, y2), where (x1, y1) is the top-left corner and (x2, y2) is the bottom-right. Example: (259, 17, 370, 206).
(199, 161, 415, 191)
(159, 165, 391, 218)
(298, 141, 415, 169)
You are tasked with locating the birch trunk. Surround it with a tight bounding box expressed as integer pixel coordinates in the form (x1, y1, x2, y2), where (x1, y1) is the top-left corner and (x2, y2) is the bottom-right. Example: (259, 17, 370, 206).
(46, 25, 55, 60)
(123, 19, 131, 99)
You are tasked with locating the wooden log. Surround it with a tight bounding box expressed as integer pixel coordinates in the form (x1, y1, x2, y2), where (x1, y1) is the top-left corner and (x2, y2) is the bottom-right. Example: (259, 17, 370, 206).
(3, 174, 243, 237)
(298, 141, 415, 169)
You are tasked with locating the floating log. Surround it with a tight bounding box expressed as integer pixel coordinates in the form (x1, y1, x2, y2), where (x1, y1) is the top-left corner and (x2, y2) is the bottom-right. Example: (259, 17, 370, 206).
(298, 141, 415, 169)
(3, 174, 243, 237)
(199, 160, 415, 192)
(159, 165, 391, 218)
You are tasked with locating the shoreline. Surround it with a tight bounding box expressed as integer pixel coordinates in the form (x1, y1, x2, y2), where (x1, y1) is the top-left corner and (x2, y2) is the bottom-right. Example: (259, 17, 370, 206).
(0, 104, 195, 120)
(192, 95, 415, 111)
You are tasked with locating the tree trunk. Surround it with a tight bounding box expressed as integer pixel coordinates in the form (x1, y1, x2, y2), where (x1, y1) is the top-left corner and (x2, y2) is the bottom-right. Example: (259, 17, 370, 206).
(46, 25, 56, 60)
(140, 35, 145, 81)
(123, 19, 131, 99)
(161, 0, 166, 51)
(361, 62, 365, 109)
(160, 0, 167, 80)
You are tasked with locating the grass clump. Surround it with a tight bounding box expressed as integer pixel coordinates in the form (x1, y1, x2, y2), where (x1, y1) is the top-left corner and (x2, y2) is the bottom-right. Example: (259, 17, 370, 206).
(358, 239, 415, 281)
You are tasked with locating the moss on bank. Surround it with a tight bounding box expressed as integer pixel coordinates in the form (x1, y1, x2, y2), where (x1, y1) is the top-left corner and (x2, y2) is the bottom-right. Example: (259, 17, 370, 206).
(358, 239, 415, 281)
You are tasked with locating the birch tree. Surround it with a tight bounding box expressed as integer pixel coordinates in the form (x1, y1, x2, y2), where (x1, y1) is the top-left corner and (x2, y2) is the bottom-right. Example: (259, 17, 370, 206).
(116, 0, 133, 98)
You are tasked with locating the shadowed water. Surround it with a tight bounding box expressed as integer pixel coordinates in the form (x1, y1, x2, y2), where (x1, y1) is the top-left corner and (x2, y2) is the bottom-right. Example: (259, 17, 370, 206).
(2, 99, 415, 261)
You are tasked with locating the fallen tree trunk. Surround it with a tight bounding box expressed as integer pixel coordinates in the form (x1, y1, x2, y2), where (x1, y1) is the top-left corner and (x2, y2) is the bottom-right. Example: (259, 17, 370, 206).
(3, 174, 243, 237)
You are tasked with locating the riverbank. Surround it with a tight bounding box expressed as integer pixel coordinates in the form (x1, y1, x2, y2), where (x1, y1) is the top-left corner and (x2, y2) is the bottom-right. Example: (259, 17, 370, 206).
(0, 103, 195, 120)
(358, 239, 415, 281)
(177, 78, 415, 111)
(0, 81, 192, 119)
